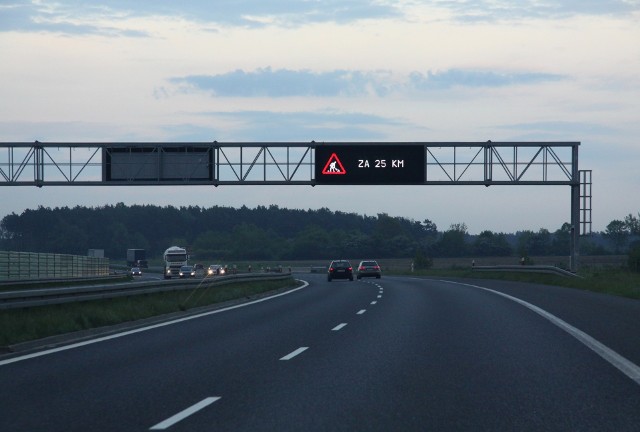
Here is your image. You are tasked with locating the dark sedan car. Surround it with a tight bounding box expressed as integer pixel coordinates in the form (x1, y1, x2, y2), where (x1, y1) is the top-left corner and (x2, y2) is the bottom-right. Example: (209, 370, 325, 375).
(179, 265, 196, 278)
(327, 260, 354, 282)
(357, 260, 381, 279)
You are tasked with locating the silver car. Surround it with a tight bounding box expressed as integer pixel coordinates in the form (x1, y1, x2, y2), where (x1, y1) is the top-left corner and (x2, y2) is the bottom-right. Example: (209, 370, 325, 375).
(356, 260, 381, 279)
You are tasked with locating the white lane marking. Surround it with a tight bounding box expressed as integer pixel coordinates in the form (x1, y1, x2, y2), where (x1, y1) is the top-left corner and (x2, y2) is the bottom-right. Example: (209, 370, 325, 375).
(0, 281, 310, 367)
(377, 295, 382, 298)
(150, 397, 220, 430)
(280, 347, 308, 360)
(357, 309, 366, 315)
(332, 323, 348, 331)
(370, 301, 377, 305)
(440, 280, 640, 386)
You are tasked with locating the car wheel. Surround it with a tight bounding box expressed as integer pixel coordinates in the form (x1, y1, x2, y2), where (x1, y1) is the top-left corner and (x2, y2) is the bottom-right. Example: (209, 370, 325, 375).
(327, 277, 332, 282)
(349, 277, 354, 281)
(376, 275, 381, 279)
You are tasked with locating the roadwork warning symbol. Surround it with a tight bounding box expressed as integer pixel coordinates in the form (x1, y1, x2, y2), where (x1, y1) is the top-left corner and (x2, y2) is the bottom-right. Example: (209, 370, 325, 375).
(321, 153, 346, 175)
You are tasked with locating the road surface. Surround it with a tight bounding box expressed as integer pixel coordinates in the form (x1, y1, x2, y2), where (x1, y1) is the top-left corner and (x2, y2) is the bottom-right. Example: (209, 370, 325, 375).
(1, 274, 639, 431)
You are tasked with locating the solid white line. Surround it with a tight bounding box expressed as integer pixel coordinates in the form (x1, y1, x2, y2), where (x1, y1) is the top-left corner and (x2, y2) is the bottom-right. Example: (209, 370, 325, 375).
(0, 281, 310, 367)
(150, 397, 220, 430)
(370, 301, 377, 305)
(440, 280, 640, 386)
(332, 323, 348, 331)
(280, 347, 308, 360)
(357, 309, 366, 315)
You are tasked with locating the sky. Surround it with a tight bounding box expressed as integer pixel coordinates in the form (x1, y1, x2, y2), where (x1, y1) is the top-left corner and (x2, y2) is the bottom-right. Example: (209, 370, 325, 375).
(1, 0, 639, 234)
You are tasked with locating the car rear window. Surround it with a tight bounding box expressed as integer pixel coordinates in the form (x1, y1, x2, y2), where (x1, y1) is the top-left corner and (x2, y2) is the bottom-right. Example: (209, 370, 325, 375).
(362, 261, 377, 266)
(333, 261, 350, 268)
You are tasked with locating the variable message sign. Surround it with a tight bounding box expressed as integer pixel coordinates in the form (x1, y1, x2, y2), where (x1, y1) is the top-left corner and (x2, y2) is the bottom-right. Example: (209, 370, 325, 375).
(315, 144, 425, 184)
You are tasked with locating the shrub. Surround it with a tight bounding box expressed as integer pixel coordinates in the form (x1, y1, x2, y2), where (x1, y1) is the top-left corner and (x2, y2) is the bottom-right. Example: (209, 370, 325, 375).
(628, 241, 640, 272)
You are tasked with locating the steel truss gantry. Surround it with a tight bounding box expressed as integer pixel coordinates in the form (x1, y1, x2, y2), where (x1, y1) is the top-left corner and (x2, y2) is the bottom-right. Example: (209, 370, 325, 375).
(0, 141, 579, 186)
(0, 141, 588, 271)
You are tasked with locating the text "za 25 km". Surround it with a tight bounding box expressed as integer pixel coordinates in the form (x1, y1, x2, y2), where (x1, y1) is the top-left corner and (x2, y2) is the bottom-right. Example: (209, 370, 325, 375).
(358, 159, 405, 168)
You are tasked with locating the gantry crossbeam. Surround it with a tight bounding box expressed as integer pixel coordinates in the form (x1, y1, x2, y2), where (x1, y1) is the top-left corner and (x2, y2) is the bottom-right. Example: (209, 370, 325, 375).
(0, 141, 578, 186)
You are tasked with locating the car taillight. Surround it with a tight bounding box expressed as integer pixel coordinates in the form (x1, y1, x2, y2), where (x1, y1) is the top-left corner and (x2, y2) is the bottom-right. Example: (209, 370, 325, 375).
(347, 267, 352, 271)
(359, 266, 365, 271)
(374, 266, 380, 270)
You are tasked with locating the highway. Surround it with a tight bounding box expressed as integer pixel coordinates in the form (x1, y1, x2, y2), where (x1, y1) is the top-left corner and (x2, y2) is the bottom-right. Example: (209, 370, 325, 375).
(1, 273, 639, 431)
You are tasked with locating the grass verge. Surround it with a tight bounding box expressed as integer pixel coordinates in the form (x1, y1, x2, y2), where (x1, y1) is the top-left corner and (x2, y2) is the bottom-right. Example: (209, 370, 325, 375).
(0, 278, 299, 347)
(397, 267, 640, 300)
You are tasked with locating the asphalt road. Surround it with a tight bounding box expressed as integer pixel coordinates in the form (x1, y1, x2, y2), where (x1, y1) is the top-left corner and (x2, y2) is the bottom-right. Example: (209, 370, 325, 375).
(1, 274, 639, 431)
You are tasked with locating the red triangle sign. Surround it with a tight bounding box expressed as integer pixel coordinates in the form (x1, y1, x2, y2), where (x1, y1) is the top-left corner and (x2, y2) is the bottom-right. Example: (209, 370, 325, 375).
(322, 153, 347, 175)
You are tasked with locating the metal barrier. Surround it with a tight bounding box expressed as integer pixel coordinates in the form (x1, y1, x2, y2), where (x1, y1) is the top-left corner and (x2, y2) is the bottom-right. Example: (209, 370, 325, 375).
(472, 265, 580, 278)
(0, 272, 293, 310)
(0, 251, 109, 281)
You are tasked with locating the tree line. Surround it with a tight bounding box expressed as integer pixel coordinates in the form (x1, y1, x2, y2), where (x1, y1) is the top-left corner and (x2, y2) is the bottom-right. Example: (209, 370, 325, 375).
(0, 204, 638, 265)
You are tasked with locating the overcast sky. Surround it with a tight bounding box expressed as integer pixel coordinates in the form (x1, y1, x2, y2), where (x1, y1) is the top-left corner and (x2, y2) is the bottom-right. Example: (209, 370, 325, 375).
(1, 1, 639, 234)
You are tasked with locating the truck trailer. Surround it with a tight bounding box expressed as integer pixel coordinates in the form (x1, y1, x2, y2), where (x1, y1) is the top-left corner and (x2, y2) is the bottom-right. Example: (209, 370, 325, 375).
(126, 248, 148, 268)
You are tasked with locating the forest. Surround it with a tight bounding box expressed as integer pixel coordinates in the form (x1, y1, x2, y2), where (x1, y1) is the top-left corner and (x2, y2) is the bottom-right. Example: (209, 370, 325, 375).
(0, 204, 638, 264)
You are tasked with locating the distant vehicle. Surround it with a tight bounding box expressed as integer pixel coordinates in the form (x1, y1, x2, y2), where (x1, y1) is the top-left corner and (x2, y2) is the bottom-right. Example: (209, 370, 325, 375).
(130, 267, 142, 276)
(179, 265, 195, 278)
(207, 264, 225, 276)
(126, 249, 148, 268)
(357, 260, 382, 279)
(164, 246, 188, 279)
(327, 260, 354, 282)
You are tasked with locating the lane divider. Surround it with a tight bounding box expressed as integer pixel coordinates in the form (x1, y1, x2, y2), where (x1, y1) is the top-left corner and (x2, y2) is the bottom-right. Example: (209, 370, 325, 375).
(332, 323, 348, 331)
(280, 347, 309, 361)
(150, 396, 220, 430)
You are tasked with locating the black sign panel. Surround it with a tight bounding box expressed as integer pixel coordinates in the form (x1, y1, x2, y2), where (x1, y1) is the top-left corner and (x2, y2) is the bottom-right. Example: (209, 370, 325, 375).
(104, 147, 213, 182)
(315, 144, 425, 185)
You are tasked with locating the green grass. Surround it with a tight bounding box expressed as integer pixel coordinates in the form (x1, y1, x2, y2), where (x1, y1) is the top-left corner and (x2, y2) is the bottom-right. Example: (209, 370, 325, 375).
(0, 278, 299, 347)
(0, 274, 131, 292)
(394, 267, 640, 299)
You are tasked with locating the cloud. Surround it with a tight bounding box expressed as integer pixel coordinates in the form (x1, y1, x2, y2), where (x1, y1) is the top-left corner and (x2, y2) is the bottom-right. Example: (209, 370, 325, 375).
(170, 68, 393, 97)
(5, 1, 636, 36)
(170, 68, 566, 98)
(437, 0, 639, 22)
(0, 2, 148, 36)
(409, 70, 567, 90)
(0, 0, 400, 35)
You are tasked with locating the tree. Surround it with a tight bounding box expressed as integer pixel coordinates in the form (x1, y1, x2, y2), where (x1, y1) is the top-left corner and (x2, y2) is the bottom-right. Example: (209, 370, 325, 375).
(624, 213, 640, 235)
(605, 220, 629, 254)
(550, 223, 572, 256)
(472, 230, 512, 257)
(628, 241, 640, 272)
(436, 223, 469, 257)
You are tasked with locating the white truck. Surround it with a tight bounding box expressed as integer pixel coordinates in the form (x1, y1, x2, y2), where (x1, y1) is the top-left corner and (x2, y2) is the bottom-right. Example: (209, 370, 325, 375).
(163, 246, 188, 279)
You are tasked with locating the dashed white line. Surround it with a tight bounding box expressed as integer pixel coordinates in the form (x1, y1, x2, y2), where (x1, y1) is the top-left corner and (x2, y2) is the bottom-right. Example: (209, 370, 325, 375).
(357, 309, 367, 315)
(280, 347, 309, 360)
(370, 301, 377, 305)
(332, 323, 348, 331)
(150, 397, 220, 430)
(377, 295, 382, 298)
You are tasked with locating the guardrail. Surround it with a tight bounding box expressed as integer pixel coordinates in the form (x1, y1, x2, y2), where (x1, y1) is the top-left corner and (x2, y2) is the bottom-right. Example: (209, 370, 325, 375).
(472, 265, 580, 278)
(0, 272, 293, 310)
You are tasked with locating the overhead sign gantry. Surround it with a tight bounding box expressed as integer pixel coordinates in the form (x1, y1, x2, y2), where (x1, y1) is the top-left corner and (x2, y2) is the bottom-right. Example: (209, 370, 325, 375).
(0, 141, 591, 271)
